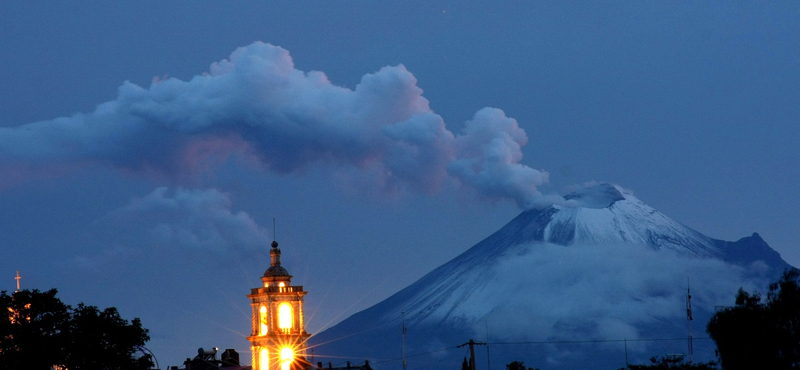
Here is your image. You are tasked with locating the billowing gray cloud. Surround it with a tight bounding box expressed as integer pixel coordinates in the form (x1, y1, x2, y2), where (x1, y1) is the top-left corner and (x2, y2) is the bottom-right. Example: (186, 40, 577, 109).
(0, 42, 548, 207)
(111, 187, 270, 254)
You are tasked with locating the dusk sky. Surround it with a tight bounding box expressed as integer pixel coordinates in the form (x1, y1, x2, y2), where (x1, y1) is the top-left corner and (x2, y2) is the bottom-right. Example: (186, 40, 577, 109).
(1, 2, 798, 367)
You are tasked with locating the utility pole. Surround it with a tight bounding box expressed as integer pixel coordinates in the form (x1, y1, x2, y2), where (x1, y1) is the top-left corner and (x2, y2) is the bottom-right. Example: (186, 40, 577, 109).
(402, 312, 407, 370)
(687, 277, 694, 364)
(457, 339, 486, 370)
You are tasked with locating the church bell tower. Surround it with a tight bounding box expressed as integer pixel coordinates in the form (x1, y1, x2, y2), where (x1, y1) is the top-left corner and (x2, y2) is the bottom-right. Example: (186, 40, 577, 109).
(248, 240, 311, 370)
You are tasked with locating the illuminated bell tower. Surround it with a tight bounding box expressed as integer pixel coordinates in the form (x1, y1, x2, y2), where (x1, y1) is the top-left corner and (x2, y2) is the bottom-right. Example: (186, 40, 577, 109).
(248, 240, 311, 370)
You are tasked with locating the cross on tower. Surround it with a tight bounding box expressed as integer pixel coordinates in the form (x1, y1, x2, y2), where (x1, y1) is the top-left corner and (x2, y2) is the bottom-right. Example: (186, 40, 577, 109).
(15, 271, 21, 292)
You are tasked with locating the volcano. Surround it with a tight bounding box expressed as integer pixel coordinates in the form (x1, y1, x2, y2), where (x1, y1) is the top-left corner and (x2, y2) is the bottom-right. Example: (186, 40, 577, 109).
(309, 184, 791, 370)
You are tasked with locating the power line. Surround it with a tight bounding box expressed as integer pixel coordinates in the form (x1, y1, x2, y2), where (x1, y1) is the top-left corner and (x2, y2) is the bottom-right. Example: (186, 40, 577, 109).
(371, 346, 457, 365)
(486, 337, 712, 345)
(362, 337, 712, 366)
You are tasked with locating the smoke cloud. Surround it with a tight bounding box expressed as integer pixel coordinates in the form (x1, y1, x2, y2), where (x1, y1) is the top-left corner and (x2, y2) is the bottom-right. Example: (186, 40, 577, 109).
(0, 42, 548, 207)
(109, 187, 271, 254)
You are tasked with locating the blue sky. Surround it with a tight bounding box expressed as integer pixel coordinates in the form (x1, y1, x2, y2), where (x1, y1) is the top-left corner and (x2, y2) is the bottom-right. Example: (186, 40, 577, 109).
(1, 1, 798, 367)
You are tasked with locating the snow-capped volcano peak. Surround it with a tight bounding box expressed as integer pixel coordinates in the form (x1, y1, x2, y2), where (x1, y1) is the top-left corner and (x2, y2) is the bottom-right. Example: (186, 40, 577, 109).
(539, 183, 719, 256)
(478, 183, 719, 258)
(311, 183, 791, 370)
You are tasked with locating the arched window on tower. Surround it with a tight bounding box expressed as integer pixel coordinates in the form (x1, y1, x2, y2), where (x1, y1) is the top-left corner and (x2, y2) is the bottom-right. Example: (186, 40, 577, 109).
(280, 347, 294, 370)
(259, 306, 268, 335)
(278, 303, 293, 332)
(259, 348, 269, 370)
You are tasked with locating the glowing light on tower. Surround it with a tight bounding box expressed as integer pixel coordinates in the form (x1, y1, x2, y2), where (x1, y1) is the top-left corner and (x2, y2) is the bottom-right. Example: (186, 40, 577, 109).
(247, 239, 310, 370)
(260, 306, 268, 335)
(281, 347, 294, 370)
(279, 304, 293, 331)
(260, 348, 269, 370)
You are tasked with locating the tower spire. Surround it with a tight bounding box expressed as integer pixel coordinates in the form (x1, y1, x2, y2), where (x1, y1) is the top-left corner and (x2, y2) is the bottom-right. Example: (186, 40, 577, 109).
(270, 218, 282, 267)
(270, 240, 282, 267)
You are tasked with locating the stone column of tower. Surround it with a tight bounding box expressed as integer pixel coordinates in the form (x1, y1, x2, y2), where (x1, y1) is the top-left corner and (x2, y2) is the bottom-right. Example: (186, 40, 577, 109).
(247, 240, 311, 370)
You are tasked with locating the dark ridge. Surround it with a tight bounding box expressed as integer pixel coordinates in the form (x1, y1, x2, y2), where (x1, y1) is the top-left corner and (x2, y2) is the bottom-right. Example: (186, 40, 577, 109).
(717, 232, 791, 273)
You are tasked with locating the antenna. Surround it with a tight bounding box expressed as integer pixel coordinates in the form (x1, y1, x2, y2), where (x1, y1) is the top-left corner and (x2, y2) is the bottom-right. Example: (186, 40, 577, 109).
(686, 276, 693, 364)
(273, 218, 277, 242)
(485, 317, 491, 370)
(402, 311, 407, 370)
(624, 338, 629, 367)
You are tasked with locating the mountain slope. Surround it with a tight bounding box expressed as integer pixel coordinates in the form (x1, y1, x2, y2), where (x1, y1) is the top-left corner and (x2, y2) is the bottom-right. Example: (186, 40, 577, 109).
(310, 184, 791, 370)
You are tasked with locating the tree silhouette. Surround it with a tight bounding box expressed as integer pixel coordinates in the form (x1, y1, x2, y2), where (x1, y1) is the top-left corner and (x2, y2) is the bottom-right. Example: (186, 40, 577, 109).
(506, 360, 540, 370)
(621, 355, 717, 369)
(0, 289, 152, 370)
(707, 269, 800, 369)
(0, 289, 71, 369)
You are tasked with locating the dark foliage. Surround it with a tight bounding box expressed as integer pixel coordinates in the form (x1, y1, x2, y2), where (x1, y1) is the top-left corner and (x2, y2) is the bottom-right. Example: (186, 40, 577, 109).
(620, 355, 717, 369)
(0, 289, 71, 369)
(706, 269, 800, 370)
(0, 289, 152, 370)
(506, 360, 540, 370)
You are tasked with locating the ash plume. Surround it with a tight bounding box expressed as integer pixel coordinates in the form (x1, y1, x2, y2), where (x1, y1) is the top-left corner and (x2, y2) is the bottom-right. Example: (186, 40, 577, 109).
(0, 42, 549, 207)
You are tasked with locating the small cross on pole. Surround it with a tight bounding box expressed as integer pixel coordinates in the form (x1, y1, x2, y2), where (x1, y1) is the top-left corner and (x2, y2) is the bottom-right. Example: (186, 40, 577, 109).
(14, 271, 20, 292)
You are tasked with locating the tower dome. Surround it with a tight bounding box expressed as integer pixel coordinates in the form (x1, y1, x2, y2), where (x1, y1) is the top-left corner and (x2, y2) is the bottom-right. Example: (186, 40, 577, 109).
(263, 241, 291, 278)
